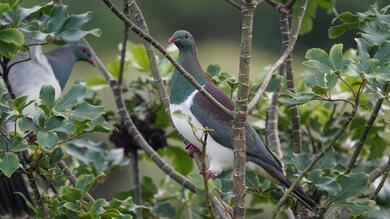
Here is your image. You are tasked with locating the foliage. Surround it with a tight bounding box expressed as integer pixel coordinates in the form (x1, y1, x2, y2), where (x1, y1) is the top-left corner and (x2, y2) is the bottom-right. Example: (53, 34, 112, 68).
(0, 0, 389, 218)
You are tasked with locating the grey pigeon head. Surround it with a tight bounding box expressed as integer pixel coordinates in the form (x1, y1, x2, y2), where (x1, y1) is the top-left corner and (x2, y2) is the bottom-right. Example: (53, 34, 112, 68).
(168, 30, 196, 50)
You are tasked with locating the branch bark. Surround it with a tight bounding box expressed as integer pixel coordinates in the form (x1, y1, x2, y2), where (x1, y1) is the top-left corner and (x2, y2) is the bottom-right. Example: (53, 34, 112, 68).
(346, 82, 389, 174)
(370, 156, 390, 200)
(247, 0, 308, 111)
(232, 1, 257, 218)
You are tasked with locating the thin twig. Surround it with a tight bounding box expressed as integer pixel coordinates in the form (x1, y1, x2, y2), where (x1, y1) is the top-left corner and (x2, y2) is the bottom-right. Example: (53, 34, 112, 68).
(280, 7, 302, 153)
(129, 148, 142, 219)
(370, 156, 390, 200)
(248, 0, 308, 111)
(117, 0, 130, 86)
(232, 1, 257, 218)
(200, 128, 215, 219)
(127, 0, 170, 112)
(102, 0, 232, 117)
(346, 82, 389, 174)
(271, 81, 365, 219)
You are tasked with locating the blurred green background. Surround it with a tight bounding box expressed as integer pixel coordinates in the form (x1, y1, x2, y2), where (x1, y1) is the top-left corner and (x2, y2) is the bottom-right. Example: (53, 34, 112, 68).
(22, 0, 387, 202)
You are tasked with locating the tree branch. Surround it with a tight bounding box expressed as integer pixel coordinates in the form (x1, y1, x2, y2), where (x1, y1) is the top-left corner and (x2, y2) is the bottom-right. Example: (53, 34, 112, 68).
(346, 82, 389, 174)
(271, 81, 365, 219)
(281, 8, 302, 153)
(101, 0, 232, 117)
(247, 0, 307, 111)
(370, 156, 390, 200)
(232, 1, 257, 218)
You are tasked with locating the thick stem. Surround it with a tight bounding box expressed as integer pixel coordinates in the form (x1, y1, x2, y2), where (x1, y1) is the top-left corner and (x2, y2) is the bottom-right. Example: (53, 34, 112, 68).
(102, 0, 232, 116)
(129, 148, 142, 219)
(248, 0, 308, 111)
(232, 1, 257, 218)
(266, 88, 283, 157)
(281, 9, 302, 153)
(271, 81, 365, 219)
(200, 130, 215, 219)
(370, 157, 390, 200)
(346, 82, 389, 173)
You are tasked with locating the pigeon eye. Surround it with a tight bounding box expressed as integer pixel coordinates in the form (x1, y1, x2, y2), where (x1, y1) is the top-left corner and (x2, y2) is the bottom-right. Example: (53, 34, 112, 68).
(184, 33, 189, 39)
(82, 48, 87, 53)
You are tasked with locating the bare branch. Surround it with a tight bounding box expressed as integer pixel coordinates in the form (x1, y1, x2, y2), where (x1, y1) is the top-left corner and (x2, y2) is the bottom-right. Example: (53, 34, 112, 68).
(346, 82, 389, 174)
(370, 156, 390, 200)
(232, 0, 257, 218)
(248, 0, 308, 111)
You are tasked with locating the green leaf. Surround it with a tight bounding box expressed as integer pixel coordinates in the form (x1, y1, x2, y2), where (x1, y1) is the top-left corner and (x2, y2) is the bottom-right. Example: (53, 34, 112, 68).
(312, 85, 329, 96)
(90, 198, 104, 216)
(246, 171, 260, 189)
(163, 146, 193, 176)
(55, 83, 86, 112)
(60, 186, 83, 202)
(355, 38, 370, 64)
(141, 176, 157, 202)
(305, 48, 332, 68)
(0, 152, 19, 177)
(316, 176, 342, 195)
(206, 64, 221, 77)
(47, 116, 75, 134)
(49, 147, 63, 167)
(75, 174, 97, 191)
(279, 92, 315, 106)
(304, 71, 325, 87)
(0, 28, 24, 58)
(0, 3, 10, 15)
(9, 136, 29, 152)
(337, 11, 359, 22)
(47, 5, 68, 33)
(18, 117, 39, 132)
(154, 202, 175, 218)
(329, 44, 344, 69)
(328, 23, 360, 39)
(330, 172, 369, 202)
(130, 45, 150, 72)
(57, 12, 101, 42)
(39, 85, 56, 112)
(334, 199, 378, 216)
(12, 95, 30, 112)
(37, 132, 58, 148)
(72, 103, 104, 120)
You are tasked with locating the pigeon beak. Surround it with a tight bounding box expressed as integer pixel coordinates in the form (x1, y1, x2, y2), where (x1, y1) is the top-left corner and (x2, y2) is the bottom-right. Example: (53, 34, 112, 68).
(168, 36, 176, 44)
(89, 57, 97, 67)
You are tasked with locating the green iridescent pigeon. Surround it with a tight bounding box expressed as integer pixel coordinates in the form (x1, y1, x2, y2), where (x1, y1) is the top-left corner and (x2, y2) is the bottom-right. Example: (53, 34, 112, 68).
(0, 44, 96, 217)
(168, 30, 317, 211)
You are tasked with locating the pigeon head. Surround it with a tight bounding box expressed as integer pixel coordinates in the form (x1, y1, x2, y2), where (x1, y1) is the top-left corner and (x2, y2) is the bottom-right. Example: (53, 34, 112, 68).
(168, 30, 195, 50)
(72, 45, 96, 67)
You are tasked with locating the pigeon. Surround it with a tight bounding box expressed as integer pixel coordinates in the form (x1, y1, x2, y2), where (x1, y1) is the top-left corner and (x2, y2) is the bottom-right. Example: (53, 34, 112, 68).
(0, 44, 96, 217)
(168, 30, 317, 211)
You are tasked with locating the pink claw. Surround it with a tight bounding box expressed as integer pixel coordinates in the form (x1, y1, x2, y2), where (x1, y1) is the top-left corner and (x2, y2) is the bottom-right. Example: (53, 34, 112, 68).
(202, 170, 215, 180)
(185, 143, 197, 157)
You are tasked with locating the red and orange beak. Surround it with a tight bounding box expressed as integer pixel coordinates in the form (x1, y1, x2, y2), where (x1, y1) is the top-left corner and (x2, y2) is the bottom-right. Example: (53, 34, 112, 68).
(168, 36, 176, 44)
(89, 57, 97, 67)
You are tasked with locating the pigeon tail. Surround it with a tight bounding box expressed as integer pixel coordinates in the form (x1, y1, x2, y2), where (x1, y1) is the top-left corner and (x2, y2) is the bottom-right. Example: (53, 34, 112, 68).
(0, 171, 34, 217)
